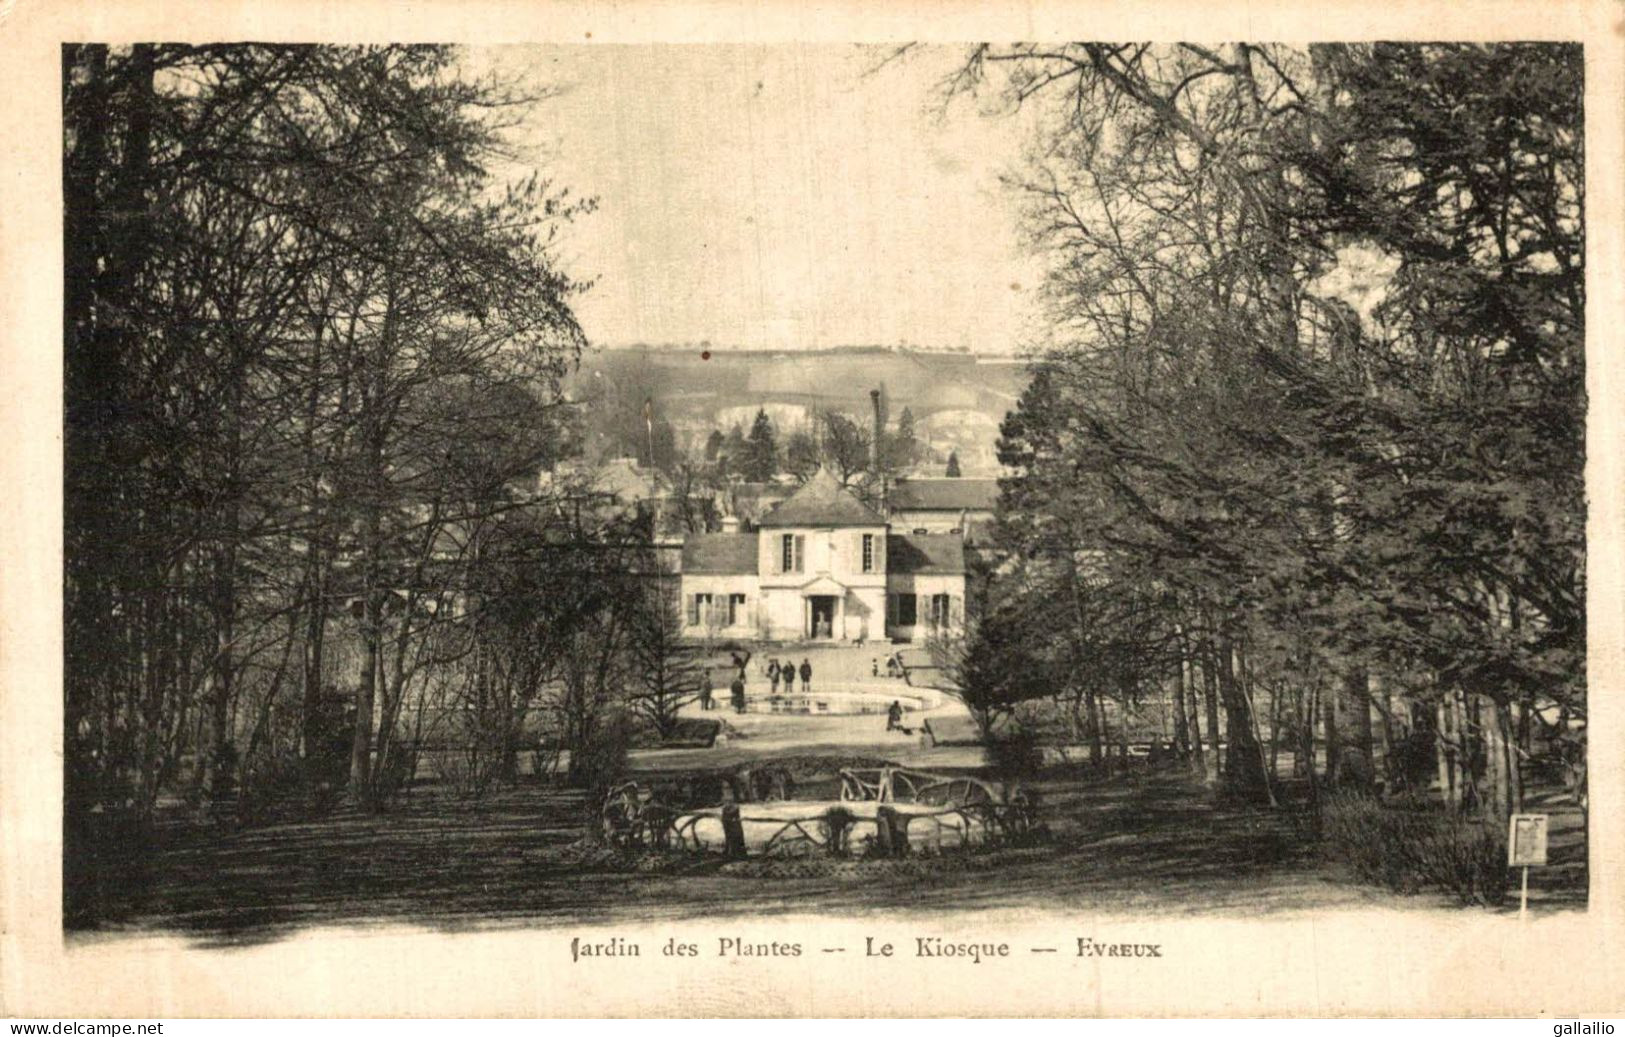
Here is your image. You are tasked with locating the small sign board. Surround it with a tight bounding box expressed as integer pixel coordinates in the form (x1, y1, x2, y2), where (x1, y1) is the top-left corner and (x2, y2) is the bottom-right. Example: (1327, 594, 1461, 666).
(1508, 813, 1549, 867)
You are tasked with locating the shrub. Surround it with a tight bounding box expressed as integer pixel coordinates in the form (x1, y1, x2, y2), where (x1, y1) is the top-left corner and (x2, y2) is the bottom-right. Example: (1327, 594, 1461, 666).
(370, 741, 420, 807)
(569, 711, 633, 796)
(985, 726, 1045, 782)
(234, 748, 309, 827)
(1319, 791, 1509, 906)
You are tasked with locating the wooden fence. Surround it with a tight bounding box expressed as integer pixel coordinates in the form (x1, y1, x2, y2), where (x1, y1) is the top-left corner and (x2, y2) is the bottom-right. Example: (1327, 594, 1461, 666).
(603, 768, 1037, 860)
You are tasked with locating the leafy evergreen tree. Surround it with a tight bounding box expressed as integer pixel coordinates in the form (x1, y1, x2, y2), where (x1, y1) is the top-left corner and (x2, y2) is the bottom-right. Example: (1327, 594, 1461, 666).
(888, 406, 920, 469)
(627, 582, 705, 740)
(740, 408, 778, 482)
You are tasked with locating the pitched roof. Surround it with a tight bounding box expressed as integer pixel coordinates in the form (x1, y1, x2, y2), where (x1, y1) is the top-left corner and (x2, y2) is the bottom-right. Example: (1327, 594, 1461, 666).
(886, 533, 966, 575)
(681, 532, 760, 574)
(889, 478, 999, 512)
(732, 481, 792, 503)
(729, 481, 793, 522)
(757, 468, 887, 528)
(594, 458, 668, 503)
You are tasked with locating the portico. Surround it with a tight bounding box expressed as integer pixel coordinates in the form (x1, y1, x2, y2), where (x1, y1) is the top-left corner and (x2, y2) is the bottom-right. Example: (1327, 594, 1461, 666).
(802, 577, 845, 639)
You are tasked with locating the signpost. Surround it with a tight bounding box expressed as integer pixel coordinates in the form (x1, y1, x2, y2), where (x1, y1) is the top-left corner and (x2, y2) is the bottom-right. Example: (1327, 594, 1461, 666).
(1508, 813, 1549, 919)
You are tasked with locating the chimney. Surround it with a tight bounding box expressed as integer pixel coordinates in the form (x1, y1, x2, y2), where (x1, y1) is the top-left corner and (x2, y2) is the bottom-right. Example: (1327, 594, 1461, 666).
(869, 389, 883, 474)
(869, 388, 888, 512)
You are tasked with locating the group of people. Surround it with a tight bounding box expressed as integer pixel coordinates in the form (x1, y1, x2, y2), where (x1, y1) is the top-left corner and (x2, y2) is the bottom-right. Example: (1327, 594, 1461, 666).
(767, 658, 813, 695)
(692, 650, 912, 733)
(697, 650, 817, 714)
(698, 648, 755, 713)
(870, 653, 906, 679)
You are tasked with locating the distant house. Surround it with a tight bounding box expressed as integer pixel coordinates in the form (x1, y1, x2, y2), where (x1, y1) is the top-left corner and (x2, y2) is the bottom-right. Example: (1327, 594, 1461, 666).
(679, 468, 965, 643)
(726, 480, 795, 527)
(887, 477, 999, 541)
(536, 457, 713, 541)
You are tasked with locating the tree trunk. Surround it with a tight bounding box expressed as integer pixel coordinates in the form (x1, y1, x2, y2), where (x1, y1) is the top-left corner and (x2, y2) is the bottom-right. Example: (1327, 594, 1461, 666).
(1170, 669, 1190, 760)
(301, 553, 328, 763)
(1374, 672, 1395, 786)
(875, 805, 909, 858)
(351, 603, 379, 801)
(1343, 669, 1374, 776)
(350, 430, 384, 805)
(1084, 688, 1103, 771)
(1185, 645, 1207, 779)
(1241, 649, 1276, 803)
(1435, 697, 1457, 805)
(1217, 638, 1273, 805)
(1301, 683, 1320, 810)
(298, 315, 330, 765)
(349, 268, 396, 807)
(1508, 702, 1521, 815)
(201, 346, 245, 803)
(201, 560, 235, 802)
(1453, 689, 1475, 809)
(1267, 681, 1282, 780)
(721, 804, 746, 859)
(1479, 695, 1516, 820)
(1322, 677, 1341, 785)
(1202, 645, 1221, 783)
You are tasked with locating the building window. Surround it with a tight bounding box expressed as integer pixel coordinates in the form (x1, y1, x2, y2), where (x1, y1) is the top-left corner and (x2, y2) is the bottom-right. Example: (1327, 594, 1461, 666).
(930, 593, 952, 628)
(861, 533, 875, 573)
(728, 593, 746, 626)
(888, 593, 917, 627)
(688, 593, 713, 626)
(781, 533, 804, 573)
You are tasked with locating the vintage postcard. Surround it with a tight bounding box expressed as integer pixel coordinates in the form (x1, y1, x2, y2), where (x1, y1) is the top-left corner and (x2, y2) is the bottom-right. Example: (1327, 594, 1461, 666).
(2, 0, 1623, 1019)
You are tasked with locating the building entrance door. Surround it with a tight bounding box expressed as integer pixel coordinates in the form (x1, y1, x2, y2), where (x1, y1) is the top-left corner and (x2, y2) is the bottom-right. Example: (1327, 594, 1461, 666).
(808, 596, 836, 639)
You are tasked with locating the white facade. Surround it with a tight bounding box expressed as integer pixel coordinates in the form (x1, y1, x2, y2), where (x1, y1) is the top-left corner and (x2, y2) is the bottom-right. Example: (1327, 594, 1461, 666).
(679, 469, 966, 644)
(891, 508, 988, 535)
(753, 524, 888, 641)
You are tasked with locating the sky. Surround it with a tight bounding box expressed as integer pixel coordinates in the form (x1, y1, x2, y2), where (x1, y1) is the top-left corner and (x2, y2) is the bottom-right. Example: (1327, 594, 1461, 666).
(482, 45, 1044, 354)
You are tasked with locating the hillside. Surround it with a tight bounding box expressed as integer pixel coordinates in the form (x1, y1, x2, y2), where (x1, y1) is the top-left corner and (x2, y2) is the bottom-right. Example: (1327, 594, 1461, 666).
(569, 345, 1032, 474)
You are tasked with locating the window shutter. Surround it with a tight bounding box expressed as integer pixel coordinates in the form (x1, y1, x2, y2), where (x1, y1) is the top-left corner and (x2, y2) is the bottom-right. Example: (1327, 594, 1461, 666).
(794, 534, 805, 573)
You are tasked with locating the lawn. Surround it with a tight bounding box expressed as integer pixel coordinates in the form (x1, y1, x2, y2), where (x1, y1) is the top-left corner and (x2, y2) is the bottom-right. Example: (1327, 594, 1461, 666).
(66, 768, 1588, 948)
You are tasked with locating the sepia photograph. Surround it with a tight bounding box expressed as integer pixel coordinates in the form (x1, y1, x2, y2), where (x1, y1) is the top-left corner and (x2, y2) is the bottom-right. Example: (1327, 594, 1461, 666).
(6, 1, 1618, 1017)
(58, 37, 1588, 941)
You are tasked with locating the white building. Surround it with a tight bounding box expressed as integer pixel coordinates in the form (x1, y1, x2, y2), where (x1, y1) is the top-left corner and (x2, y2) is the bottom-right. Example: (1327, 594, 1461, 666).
(887, 477, 998, 541)
(680, 468, 965, 643)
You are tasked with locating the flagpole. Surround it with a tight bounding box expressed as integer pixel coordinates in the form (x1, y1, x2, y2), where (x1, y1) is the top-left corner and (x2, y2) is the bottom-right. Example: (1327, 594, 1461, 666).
(643, 397, 654, 467)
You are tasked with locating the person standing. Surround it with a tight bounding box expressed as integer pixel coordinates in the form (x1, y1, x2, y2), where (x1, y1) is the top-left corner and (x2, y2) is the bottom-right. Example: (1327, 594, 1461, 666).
(730, 673, 746, 714)
(767, 659, 781, 694)
(799, 658, 813, 693)
(700, 671, 714, 711)
(781, 659, 796, 694)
